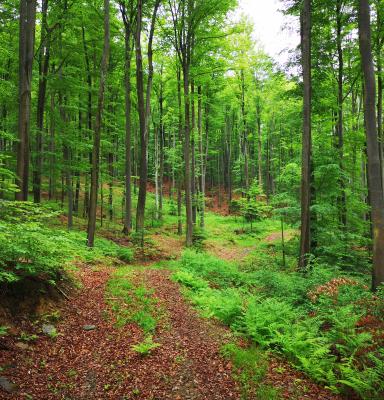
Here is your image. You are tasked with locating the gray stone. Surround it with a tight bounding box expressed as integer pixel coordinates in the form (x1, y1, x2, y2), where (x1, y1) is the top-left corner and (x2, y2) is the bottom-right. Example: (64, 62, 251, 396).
(42, 324, 56, 336)
(83, 325, 97, 331)
(0, 376, 18, 393)
(15, 342, 31, 351)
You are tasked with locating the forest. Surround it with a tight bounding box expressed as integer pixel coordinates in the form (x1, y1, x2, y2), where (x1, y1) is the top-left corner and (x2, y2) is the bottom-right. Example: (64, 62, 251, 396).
(0, 0, 384, 399)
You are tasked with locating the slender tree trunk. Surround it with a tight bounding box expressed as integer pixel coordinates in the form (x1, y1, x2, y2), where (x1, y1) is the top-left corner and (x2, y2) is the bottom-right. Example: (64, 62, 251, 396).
(82, 25, 92, 218)
(198, 85, 205, 227)
(135, 0, 160, 233)
(183, 63, 193, 246)
(376, 1, 384, 189)
(191, 81, 197, 224)
(177, 67, 183, 236)
(33, 0, 49, 203)
(120, 2, 133, 234)
(256, 101, 263, 188)
(48, 92, 56, 200)
(58, 7, 72, 230)
(336, 0, 347, 227)
(155, 122, 160, 218)
(87, 0, 110, 247)
(159, 68, 165, 216)
(16, 0, 37, 201)
(378, 59, 383, 189)
(358, 0, 384, 290)
(108, 151, 113, 221)
(240, 70, 249, 192)
(299, 0, 312, 270)
(63, 144, 73, 229)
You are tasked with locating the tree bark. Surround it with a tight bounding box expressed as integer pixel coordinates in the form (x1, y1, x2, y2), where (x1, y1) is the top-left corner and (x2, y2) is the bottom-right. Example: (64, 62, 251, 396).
(82, 25, 92, 218)
(191, 80, 197, 224)
(358, 0, 384, 290)
(16, 0, 37, 201)
(177, 66, 183, 236)
(299, 0, 312, 270)
(336, 0, 347, 227)
(87, 0, 110, 247)
(33, 0, 49, 203)
(182, 63, 194, 246)
(135, 0, 160, 234)
(120, 1, 134, 234)
(256, 99, 263, 188)
(198, 85, 206, 227)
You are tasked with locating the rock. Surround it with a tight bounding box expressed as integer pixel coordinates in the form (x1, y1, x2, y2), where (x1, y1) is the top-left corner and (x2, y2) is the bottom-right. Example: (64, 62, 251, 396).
(15, 342, 31, 351)
(0, 376, 18, 393)
(42, 324, 56, 336)
(83, 325, 97, 331)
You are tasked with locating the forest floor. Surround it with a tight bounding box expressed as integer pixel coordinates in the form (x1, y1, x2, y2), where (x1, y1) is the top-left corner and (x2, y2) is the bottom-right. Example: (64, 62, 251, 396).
(0, 217, 340, 400)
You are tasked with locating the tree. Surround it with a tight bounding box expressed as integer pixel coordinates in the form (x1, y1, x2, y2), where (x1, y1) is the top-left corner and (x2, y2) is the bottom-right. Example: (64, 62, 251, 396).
(87, 0, 110, 247)
(299, 0, 312, 270)
(135, 0, 161, 234)
(358, 0, 384, 290)
(119, 0, 135, 235)
(16, 0, 37, 201)
(33, 0, 50, 203)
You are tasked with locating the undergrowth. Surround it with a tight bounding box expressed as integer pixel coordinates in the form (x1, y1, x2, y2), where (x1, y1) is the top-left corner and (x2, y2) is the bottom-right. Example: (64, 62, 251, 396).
(0, 201, 133, 285)
(107, 267, 159, 334)
(221, 343, 281, 399)
(173, 249, 384, 399)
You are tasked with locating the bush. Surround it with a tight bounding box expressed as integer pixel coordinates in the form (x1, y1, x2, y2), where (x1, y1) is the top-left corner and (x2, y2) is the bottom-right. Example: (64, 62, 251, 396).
(191, 288, 244, 326)
(116, 247, 134, 263)
(242, 297, 297, 347)
(178, 250, 246, 288)
(0, 201, 128, 284)
(174, 250, 384, 398)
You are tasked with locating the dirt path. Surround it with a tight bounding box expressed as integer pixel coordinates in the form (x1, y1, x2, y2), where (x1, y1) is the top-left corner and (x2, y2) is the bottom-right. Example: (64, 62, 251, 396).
(0, 264, 239, 400)
(207, 229, 298, 263)
(0, 227, 340, 400)
(142, 269, 238, 400)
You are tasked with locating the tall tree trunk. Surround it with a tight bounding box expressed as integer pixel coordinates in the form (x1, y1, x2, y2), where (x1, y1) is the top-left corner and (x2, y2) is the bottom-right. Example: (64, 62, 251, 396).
(135, 0, 160, 233)
(48, 92, 56, 200)
(183, 63, 193, 246)
(299, 0, 312, 270)
(155, 122, 160, 218)
(16, 0, 37, 201)
(120, 1, 133, 234)
(358, 0, 384, 290)
(33, 0, 49, 203)
(87, 0, 110, 247)
(159, 66, 165, 216)
(376, 1, 384, 189)
(108, 151, 113, 221)
(240, 69, 249, 192)
(198, 85, 206, 227)
(256, 100, 263, 188)
(336, 0, 347, 227)
(82, 25, 92, 218)
(191, 80, 197, 224)
(177, 67, 183, 236)
(58, 4, 72, 230)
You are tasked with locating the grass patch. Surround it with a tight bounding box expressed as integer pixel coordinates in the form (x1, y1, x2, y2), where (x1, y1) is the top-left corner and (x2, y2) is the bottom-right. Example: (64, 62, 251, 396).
(221, 343, 281, 400)
(107, 266, 159, 334)
(173, 244, 384, 399)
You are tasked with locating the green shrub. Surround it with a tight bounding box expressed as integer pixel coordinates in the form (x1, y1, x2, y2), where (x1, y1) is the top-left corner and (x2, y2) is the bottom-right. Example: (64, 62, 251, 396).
(131, 335, 161, 356)
(0, 201, 126, 284)
(191, 288, 244, 326)
(179, 250, 245, 288)
(242, 297, 297, 347)
(173, 270, 209, 291)
(116, 247, 134, 263)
